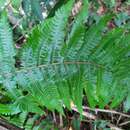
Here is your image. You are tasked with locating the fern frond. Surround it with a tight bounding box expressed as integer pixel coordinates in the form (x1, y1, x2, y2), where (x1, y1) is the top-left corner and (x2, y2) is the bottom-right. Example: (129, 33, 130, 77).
(1, 0, 130, 115)
(20, 0, 75, 71)
(63, 0, 89, 61)
(0, 104, 19, 115)
(0, 12, 15, 76)
(18, 7, 130, 113)
(14, 95, 44, 114)
(0, 12, 17, 97)
(79, 14, 114, 60)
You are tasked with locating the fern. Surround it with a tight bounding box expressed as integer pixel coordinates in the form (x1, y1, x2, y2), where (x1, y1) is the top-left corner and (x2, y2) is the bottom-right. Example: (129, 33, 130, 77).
(15, 0, 130, 112)
(1, 0, 130, 116)
(0, 12, 17, 98)
(17, 0, 75, 113)
(0, 12, 15, 78)
(0, 104, 19, 115)
(14, 95, 44, 114)
(19, 2, 125, 112)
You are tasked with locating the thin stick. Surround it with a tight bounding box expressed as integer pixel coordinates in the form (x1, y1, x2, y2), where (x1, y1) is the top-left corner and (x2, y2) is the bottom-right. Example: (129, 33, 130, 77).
(71, 106, 123, 130)
(111, 113, 114, 123)
(116, 115, 122, 125)
(83, 106, 130, 118)
(12, 18, 23, 30)
(109, 123, 123, 130)
(72, 106, 96, 120)
(119, 120, 130, 126)
(59, 114, 63, 128)
(52, 112, 56, 124)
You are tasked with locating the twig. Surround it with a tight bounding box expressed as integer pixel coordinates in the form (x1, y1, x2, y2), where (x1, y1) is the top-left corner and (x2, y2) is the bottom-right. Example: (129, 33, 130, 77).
(71, 106, 123, 130)
(59, 114, 63, 128)
(71, 106, 96, 120)
(109, 123, 123, 130)
(111, 113, 114, 123)
(16, 35, 26, 44)
(116, 115, 122, 125)
(83, 106, 130, 118)
(119, 120, 130, 127)
(52, 112, 57, 124)
(12, 18, 23, 30)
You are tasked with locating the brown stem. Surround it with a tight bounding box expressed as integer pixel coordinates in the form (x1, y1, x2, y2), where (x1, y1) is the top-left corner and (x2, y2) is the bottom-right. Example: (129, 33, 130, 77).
(52, 112, 57, 124)
(71, 106, 96, 120)
(83, 106, 130, 118)
(119, 120, 130, 127)
(0, 117, 24, 130)
(59, 114, 63, 128)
